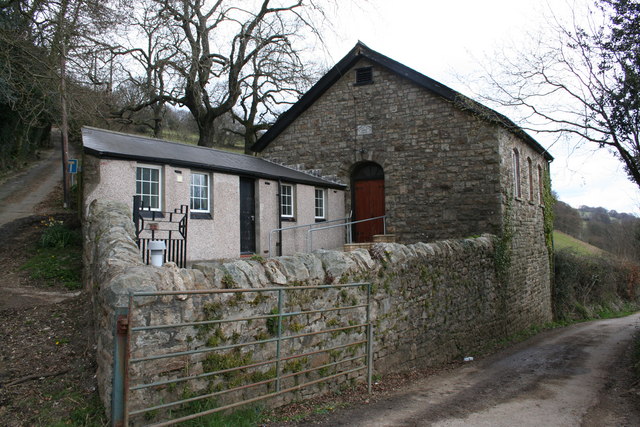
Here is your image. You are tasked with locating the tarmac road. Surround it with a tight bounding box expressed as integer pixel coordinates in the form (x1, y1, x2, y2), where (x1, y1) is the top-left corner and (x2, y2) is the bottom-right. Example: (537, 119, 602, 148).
(305, 313, 640, 426)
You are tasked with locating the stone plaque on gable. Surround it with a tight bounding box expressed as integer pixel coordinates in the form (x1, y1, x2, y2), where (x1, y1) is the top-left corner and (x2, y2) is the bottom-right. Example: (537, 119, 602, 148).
(357, 124, 372, 135)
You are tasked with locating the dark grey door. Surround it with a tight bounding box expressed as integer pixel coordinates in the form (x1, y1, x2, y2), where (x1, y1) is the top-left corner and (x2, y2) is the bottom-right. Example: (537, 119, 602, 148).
(239, 177, 256, 254)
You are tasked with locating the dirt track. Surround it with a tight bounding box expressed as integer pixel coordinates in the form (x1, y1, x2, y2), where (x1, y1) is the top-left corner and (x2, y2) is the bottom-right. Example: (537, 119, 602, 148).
(0, 156, 98, 424)
(0, 134, 63, 227)
(0, 132, 80, 311)
(302, 314, 640, 426)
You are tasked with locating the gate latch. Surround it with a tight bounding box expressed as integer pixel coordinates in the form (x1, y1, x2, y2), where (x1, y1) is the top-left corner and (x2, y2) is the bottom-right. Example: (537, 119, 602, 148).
(117, 315, 129, 335)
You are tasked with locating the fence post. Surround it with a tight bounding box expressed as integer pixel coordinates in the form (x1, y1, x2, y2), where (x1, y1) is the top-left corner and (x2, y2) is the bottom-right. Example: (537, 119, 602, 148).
(112, 307, 130, 426)
(275, 289, 284, 392)
(366, 283, 373, 394)
(132, 196, 141, 236)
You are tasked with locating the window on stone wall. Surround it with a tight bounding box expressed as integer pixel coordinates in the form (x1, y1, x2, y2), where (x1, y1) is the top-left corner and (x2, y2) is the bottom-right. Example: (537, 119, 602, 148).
(136, 165, 161, 210)
(527, 157, 534, 202)
(280, 183, 295, 218)
(538, 165, 544, 204)
(512, 149, 521, 198)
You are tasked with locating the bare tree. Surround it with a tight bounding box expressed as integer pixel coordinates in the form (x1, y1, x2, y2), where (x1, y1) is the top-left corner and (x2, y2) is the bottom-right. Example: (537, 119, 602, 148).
(99, 0, 183, 137)
(132, 0, 329, 148)
(0, 1, 121, 129)
(231, 37, 318, 153)
(0, 0, 117, 172)
(473, 0, 640, 188)
(2, 0, 336, 156)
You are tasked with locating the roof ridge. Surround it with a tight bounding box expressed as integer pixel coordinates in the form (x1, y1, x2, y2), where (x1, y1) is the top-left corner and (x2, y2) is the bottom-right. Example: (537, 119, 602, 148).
(261, 158, 344, 185)
(251, 43, 552, 161)
(81, 126, 346, 189)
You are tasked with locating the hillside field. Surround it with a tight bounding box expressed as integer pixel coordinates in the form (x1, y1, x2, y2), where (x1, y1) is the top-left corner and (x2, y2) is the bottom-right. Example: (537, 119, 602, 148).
(553, 230, 604, 256)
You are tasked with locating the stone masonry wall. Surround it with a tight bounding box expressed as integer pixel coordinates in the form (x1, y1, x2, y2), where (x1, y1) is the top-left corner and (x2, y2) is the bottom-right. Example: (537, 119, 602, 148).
(498, 128, 553, 335)
(258, 58, 553, 338)
(260, 58, 503, 243)
(86, 200, 552, 422)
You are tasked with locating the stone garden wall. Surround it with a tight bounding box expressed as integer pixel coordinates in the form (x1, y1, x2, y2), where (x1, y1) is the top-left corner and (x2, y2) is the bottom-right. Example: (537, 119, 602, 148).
(85, 200, 552, 421)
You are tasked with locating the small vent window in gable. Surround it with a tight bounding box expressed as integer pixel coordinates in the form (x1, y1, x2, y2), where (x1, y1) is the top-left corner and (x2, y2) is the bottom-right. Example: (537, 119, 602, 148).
(355, 67, 373, 85)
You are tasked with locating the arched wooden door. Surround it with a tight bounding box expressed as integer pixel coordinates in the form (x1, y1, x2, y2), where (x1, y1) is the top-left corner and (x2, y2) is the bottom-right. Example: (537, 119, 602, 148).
(352, 162, 385, 243)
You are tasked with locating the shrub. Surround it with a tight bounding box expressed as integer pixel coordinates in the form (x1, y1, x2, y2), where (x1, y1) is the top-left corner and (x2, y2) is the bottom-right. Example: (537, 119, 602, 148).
(554, 248, 640, 321)
(40, 217, 80, 248)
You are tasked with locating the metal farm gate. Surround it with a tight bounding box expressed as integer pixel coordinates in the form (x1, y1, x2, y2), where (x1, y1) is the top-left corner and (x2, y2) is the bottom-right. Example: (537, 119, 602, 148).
(133, 196, 188, 268)
(112, 283, 373, 426)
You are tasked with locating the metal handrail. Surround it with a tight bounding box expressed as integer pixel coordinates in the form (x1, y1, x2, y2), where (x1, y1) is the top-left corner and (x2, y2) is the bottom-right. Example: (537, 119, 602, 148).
(132, 196, 189, 268)
(307, 215, 386, 252)
(268, 215, 350, 257)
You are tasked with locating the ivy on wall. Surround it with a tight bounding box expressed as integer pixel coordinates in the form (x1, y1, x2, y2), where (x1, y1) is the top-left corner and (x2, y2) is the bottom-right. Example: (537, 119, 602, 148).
(494, 194, 513, 285)
(541, 166, 556, 317)
(542, 167, 555, 263)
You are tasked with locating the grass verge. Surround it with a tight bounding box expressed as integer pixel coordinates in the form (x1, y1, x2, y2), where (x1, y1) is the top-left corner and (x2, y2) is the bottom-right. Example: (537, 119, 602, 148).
(138, 395, 264, 427)
(20, 216, 82, 290)
(21, 246, 82, 289)
(633, 331, 640, 380)
(48, 392, 107, 426)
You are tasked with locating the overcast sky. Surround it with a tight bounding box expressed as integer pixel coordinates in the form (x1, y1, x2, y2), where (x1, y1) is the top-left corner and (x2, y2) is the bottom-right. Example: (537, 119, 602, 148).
(318, 0, 639, 214)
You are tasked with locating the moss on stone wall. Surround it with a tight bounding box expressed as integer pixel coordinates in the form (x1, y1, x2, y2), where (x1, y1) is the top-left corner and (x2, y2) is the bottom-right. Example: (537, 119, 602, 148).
(542, 168, 556, 316)
(86, 201, 553, 421)
(494, 195, 514, 285)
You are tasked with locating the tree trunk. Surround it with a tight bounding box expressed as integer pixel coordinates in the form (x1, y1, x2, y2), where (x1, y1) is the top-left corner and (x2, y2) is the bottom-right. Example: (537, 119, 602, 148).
(152, 103, 164, 138)
(198, 120, 216, 147)
(244, 131, 257, 154)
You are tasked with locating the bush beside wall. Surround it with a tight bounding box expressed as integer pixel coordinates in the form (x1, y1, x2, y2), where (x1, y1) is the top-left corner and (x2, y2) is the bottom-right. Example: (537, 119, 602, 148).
(554, 249, 640, 320)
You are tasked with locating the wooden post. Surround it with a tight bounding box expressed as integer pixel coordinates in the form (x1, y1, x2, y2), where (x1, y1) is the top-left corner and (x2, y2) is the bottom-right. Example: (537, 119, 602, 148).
(60, 41, 71, 209)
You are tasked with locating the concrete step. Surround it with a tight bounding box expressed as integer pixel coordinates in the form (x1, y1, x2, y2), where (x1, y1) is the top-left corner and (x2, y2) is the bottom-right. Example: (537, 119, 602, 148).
(343, 235, 396, 252)
(373, 234, 396, 243)
(343, 242, 372, 252)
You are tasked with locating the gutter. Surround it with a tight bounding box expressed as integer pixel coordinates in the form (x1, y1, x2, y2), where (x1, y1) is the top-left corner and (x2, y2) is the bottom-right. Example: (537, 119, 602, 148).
(277, 178, 283, 257)
(83, 147, 346, 190)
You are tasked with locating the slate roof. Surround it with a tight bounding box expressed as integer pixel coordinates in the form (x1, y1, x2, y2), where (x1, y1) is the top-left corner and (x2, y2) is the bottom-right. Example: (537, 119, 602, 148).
(252, 42, 553, 161)
(82, 127, 345, 189)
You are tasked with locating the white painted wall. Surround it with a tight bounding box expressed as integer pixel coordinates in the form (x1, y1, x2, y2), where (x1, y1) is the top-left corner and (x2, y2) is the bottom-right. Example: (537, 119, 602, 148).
(262, 183, 346, 257)
(83, 155, 345, 261)
(256, 179, 279, 256)
(189, 172, 240, 261)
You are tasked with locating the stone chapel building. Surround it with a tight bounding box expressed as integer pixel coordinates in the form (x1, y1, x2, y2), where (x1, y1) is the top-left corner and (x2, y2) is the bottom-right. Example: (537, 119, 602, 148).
(252, 42, 554, 328)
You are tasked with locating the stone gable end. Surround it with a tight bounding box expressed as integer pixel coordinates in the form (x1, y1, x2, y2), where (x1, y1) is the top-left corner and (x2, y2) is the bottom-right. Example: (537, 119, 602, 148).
(261, 58, 503, 243)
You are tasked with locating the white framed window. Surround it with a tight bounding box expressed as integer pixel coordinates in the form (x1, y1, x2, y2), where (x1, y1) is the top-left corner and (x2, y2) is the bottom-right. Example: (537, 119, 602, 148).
(136, 165, 161, 210)
(190, 172, 210, 213)
(315, 188, 326, 220)
(512, 149, 521, 198)
(280, 183, 294, 218)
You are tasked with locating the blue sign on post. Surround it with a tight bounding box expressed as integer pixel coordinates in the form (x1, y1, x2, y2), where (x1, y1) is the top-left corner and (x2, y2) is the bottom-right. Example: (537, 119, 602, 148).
(68, 159, 78, 174)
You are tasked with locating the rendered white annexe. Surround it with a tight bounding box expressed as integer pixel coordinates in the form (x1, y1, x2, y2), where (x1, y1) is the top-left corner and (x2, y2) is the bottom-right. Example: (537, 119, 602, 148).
(82, 127, 346, 263)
